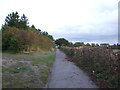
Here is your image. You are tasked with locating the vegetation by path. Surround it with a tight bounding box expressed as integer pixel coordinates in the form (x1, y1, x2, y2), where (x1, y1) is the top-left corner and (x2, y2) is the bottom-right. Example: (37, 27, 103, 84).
(61, 47, 119, 88)
(2, 12, 55, 53)
(2, 51, 56, 88)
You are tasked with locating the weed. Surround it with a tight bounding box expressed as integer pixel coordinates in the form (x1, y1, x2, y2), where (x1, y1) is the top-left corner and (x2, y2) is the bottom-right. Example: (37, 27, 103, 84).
(10, 67, 27, 73)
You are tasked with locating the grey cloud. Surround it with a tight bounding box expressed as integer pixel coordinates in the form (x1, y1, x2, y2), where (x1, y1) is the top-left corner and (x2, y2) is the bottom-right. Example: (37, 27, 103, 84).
(52, 18, 118, 44)
(67, 34, 117, 41)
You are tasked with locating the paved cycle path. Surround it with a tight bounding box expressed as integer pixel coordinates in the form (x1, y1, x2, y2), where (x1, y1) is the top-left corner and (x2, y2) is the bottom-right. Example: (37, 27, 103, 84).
(47, 49, 98, 88)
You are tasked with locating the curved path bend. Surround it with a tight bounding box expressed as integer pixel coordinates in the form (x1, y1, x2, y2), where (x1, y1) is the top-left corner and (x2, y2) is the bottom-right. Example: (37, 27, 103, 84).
(47, 49, 98, 88)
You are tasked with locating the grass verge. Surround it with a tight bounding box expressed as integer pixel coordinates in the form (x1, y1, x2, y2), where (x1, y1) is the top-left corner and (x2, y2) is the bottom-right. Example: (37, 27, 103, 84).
(2, 50, 56, 88)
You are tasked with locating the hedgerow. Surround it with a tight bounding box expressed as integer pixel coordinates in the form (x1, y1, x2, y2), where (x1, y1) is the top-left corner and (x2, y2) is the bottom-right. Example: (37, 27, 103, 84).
(61, 47, 119, 88)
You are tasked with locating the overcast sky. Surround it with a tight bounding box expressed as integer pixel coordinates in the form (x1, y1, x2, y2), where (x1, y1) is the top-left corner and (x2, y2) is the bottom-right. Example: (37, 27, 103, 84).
(0, 0, 119, 44)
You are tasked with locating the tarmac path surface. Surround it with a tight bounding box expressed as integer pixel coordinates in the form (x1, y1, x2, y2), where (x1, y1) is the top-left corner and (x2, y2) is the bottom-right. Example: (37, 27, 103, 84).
(47, 49, 98, 88)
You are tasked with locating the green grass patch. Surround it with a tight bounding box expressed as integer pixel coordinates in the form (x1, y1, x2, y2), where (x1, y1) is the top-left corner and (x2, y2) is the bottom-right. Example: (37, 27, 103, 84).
(3, 50, 55, 60)
(10, 67, 27, 73)
(40, 67, 50, 85)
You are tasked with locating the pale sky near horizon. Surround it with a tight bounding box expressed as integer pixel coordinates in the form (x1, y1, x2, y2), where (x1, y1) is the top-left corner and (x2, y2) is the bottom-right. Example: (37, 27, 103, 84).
(0, 0, 119, 44)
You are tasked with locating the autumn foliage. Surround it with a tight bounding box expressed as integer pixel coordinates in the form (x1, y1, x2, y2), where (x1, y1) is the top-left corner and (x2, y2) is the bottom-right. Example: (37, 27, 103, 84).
(2, 26, 55, 53)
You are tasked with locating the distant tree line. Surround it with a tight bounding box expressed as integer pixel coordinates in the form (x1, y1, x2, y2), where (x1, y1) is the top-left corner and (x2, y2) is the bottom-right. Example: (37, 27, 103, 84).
(55, 38, 99, 47)
(55, 38, 120, 49)
(110, 43, 120, 49)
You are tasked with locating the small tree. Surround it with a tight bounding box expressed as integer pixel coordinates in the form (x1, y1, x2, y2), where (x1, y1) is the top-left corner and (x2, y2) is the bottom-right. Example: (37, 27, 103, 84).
(9, 35, 23, 52)
(2, 33, 13, 50)
(96, 43, 99, 46)
(5, 12, 29, 29)
(85, 43, 91, 46)
(91, 43, 95, 47)
(68, 42, 74, 47)
(5, 12, 19, 27)
(74, 42, 84, 47)
(42, 31, 48, 36)
(48, 35, 54, 41)
(37, 29, 41, 34)
(55, 38, 69, 47)
(18, 14, 29, 29)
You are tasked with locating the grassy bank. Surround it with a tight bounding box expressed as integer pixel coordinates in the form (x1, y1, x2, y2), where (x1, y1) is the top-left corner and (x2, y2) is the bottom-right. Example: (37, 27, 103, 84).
(2, 50, 56, 88)
(61, 47, 119, 88)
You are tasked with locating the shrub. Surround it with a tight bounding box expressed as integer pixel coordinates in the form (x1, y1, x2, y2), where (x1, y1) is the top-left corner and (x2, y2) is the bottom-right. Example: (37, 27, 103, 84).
(2, 26, 24, 52)
(61, 46, 119, 88)
(9, 35, 24, 52)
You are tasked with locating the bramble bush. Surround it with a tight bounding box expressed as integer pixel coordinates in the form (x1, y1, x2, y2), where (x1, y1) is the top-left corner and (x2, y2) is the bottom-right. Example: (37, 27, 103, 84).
(61, 46, 119, 88)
